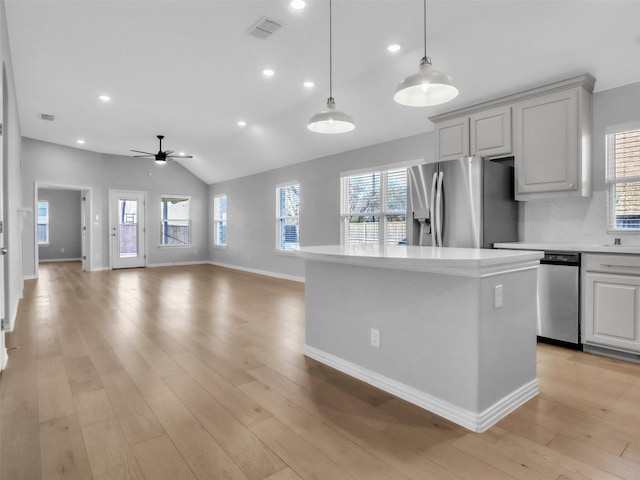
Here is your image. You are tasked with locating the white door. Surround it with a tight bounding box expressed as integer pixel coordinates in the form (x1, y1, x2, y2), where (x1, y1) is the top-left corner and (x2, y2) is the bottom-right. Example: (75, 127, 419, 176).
(109, 190, 146, 269)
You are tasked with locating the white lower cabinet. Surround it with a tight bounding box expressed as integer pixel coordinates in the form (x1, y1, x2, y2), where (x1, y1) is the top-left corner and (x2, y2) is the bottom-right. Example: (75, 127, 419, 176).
(584, 268, 640, 354)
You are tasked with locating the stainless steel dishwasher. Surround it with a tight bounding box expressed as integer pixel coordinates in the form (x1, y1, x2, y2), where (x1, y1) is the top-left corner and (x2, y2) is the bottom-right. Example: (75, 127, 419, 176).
(537, 251, 582, 349)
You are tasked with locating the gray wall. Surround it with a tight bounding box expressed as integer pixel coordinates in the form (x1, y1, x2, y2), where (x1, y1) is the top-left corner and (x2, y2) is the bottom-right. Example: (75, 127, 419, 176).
(209, 132, 432, 280)
(38, 189, 82, 261)
(21, 138, 209, 275)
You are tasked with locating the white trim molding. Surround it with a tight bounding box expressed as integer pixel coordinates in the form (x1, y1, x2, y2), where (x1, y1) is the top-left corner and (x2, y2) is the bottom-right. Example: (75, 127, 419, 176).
(303, 344, 539, 433)
(209, 261, 304, 283)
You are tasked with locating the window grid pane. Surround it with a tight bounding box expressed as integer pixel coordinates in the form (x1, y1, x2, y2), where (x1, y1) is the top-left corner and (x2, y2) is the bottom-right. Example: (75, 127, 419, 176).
(341, 167, 407, 245)
(161, 196, 191, 245)
(277, 184, 300, 251)
(608, 128, 640, 231)
(213, 195, 227, 246)
(37, 201, 49, 244)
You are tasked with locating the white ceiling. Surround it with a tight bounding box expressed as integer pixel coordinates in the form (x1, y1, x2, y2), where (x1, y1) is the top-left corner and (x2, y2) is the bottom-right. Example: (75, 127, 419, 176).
(5, 0, 640, 184)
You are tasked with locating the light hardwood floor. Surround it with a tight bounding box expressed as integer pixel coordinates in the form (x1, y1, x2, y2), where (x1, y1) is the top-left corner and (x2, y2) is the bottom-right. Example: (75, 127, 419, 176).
(1, 261, 640, 479)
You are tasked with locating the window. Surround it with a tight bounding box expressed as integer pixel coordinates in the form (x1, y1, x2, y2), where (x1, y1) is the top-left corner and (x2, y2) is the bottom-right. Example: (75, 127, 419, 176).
(341, 167, 407, 245)
(606, 124, 640, 231)
(213, 194, 227, 246)
(160, 195, 191, 245)
(37, 200, 50, 244)
(276, 183, 300, 251)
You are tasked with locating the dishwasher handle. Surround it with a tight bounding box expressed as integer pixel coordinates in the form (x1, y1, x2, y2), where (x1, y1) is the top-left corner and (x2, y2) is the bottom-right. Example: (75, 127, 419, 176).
(540, 251, 581, 267)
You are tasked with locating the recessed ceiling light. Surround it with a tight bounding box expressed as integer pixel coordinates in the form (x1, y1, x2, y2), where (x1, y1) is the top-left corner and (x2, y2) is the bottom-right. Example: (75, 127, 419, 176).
(290, 0, 306, 9)
(76, 139, 85, 144)
(99, 95, 111, 102)
(262, 69, 275, 77)
(303, 81, 315, 88)
(387, 44, 401, 53)
(238, 120, 247, 127)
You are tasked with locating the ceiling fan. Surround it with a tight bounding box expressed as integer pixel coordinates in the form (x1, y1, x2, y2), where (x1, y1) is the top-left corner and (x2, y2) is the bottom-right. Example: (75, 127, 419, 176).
(131, 135, 193, 165)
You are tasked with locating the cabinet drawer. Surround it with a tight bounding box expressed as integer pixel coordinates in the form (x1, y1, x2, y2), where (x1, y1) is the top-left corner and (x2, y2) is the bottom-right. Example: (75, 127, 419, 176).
(583, 254, 640, 274)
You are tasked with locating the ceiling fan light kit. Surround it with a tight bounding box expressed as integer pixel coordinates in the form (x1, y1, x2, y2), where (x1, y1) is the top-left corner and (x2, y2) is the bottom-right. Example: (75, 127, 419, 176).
(394, 0, 458, 107)
(130, 135, 193, 164)
(307, 0, 355, 134)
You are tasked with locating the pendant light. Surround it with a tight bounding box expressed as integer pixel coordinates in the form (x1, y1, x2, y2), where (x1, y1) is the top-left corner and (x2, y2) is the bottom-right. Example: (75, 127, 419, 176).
(394, 0, 458, 107)
(307, 0, 355, 134)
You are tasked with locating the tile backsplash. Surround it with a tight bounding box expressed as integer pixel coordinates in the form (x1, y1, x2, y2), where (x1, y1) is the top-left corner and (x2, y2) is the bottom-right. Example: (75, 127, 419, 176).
(522, 190, 640, 246)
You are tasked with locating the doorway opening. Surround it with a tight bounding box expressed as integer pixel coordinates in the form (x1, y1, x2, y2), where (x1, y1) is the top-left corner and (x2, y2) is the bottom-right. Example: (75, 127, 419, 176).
(34, 183, 92, 278)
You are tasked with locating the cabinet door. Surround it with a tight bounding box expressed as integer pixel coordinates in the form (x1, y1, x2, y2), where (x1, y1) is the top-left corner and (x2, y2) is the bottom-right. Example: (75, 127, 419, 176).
(470, 106, 512, 158)
(514, 89, 578, 196)
(435, 117, 469, 161)
(584, 272, 640, 353)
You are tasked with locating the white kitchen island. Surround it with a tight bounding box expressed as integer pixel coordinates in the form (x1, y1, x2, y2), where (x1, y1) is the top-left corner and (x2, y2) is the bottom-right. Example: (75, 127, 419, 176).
(297, 244, 544, 432)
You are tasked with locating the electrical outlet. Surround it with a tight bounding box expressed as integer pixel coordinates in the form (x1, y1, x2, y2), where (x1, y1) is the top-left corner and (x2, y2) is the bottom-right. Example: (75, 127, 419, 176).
(370, 328, 380, 348)
(494, 284, 503, 309)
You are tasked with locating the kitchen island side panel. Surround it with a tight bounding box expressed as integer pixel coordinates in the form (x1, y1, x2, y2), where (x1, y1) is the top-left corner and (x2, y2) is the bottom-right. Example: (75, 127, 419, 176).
(304, 260, 482, 413)
(477, 268, 538, 412)
(304, 259, 539, 425)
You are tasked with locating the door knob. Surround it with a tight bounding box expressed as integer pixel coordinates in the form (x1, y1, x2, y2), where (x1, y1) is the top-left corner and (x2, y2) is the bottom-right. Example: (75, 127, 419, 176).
(0, 248, 7, 255)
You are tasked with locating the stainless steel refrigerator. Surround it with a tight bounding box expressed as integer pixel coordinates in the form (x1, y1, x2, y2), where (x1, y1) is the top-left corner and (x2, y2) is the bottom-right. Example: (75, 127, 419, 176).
(407, 157, 518, 248)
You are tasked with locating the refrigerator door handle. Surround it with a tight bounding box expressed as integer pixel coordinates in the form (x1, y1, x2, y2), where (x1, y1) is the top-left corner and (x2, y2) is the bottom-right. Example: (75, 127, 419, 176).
(435, 171, 444, 247)
(430, 171, 438, 247)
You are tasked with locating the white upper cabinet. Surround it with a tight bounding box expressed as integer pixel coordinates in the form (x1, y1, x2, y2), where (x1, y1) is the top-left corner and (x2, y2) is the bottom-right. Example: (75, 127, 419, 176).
(434, 106, 512, 161)
(430, 74, 595, 201)
(435, 116, 469, 161)
(470, 107, 512, 158)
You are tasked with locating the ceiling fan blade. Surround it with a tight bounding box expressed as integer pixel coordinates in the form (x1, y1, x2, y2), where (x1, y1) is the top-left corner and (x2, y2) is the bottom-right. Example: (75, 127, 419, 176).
(131, 150, 155, 155)
(132, 155, 154, 158)
(167, 155, 193, 159)
(163, 150, 174, 155)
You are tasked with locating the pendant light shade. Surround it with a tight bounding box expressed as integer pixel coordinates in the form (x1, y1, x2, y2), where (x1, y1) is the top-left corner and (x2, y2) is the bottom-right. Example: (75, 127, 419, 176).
(307, 97, 355, 134)
(307, 0, 354, 134)
(394, 56, 458, 106)
(394, 0, 458, 107)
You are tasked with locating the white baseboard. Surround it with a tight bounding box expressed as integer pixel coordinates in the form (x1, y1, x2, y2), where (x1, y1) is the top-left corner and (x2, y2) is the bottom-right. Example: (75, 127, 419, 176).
(209, 261, 305, 283)
(87, 266, 110, 272)
(148, 260, 210, 268)
(23, 274, 37, 280)
(39, 258, 82, 263)
(303, 344, 539, 433)
(0, 345, 7, 371)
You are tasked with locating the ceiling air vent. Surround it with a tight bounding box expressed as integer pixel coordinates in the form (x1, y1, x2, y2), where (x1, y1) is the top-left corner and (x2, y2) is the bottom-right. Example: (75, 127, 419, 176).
(246, 16, 283, 40)
(39, 113, 55, 121)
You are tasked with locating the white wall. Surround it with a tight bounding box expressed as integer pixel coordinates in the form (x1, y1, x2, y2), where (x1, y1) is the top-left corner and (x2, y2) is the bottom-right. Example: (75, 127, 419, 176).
(21, 138, 210, 275)
(209, 132, 432, 280)
(522, 81, 640, 245)
(1, 0, 25, 336)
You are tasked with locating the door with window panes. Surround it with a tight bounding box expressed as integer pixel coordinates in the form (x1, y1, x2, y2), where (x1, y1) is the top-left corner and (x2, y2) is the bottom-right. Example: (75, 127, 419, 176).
(109, 190, 146, 269)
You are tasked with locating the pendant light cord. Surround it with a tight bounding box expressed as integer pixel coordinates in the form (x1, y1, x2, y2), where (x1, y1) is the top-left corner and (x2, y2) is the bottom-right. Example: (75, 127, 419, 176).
(421, 0, 429, 65)
(329, 0, 333, 101)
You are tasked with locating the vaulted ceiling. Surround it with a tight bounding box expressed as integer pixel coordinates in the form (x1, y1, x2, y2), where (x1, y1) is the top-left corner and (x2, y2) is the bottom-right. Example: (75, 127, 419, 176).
(6, 1, 640, 184)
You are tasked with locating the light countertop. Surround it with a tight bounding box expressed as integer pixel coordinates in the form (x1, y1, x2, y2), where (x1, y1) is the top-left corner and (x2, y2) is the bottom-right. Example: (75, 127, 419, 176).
(296, 244, 543, 278)
(494, 242, 640, 255)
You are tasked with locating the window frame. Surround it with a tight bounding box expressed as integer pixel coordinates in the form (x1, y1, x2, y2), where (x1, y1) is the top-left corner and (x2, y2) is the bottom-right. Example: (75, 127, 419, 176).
(275, 181, 300, 253)
(606, 122, 640, 233)
(37, 200, 50, 245)
(160, 194, 192, 247)
(340, 165, 409, 246)
(213, 194, 227, 247)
